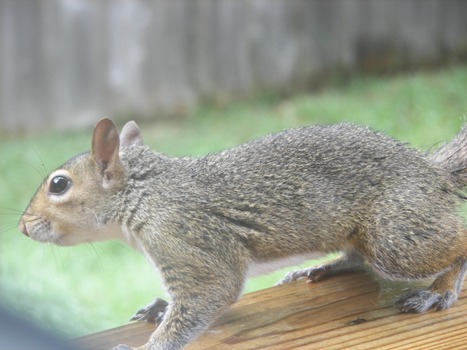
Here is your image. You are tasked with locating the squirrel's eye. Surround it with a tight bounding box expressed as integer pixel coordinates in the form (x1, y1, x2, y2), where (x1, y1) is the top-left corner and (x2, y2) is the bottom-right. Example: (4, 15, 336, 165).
(49, 176, 71, 195)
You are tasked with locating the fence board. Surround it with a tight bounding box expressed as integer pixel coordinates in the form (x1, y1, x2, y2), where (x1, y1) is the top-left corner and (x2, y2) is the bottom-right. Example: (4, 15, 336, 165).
(1, 0, 467, 133)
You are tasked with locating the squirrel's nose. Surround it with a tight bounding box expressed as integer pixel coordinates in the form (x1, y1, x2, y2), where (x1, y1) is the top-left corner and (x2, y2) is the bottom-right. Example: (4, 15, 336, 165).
(19, 219, 29, 237)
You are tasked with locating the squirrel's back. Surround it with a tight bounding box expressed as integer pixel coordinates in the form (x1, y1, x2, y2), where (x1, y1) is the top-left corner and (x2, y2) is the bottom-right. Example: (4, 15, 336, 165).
(123, 123, 459, 262)
(194, 123, 452, 206)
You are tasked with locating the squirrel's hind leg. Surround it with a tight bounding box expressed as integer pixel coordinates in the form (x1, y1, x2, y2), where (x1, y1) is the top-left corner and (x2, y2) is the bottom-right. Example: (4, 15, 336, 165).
(395, 258, 467, 313)
(276, 250, 365, 285)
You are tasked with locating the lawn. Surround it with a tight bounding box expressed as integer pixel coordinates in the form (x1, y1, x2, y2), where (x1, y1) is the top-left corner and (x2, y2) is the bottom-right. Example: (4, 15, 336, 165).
(1, 65, 466, 339)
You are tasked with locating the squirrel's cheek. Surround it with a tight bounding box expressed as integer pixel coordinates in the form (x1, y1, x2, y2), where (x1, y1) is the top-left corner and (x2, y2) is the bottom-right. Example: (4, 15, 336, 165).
(50, 221, 99, 246)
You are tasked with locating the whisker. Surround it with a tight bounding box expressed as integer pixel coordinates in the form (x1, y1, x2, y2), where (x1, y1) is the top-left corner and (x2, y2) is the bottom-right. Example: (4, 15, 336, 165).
(0, 207, 25, 213)
(0, 212, 22, 218)
(0, 222, 20, 236)
(0, 207, 27, 217)
(15, 217, 42, 228)
(25, 161, 48, 181)
(0, 215, 42, 236)
(29, 144, 49, 178)
(112, 240, 135, 253)
(46, 243, 61, 272)
(86, 242, 104, 268)
(81, 207, 100, 224)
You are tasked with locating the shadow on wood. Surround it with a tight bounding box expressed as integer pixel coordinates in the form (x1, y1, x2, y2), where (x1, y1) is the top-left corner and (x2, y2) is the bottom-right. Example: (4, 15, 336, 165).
(73, 271, 467, 349)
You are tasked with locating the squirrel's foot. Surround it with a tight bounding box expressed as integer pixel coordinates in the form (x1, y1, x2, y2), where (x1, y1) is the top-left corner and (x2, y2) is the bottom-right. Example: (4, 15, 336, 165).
(112, 345, 133, 350)
(112, 345, 149, 350)
(395, 289, 458, 313)
(396, 258, 466, 312)
(276, 265, 330, 286)
(130, 298, 169, 323)
(276, 251, 365, 286)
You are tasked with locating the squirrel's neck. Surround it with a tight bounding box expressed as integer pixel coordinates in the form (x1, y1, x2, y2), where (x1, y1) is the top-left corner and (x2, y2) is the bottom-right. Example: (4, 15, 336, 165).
(111, 146, 191, 236)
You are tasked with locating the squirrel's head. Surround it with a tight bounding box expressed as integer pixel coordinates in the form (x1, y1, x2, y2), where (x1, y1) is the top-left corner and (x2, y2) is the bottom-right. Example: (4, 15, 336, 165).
(19, 118, 143, 246)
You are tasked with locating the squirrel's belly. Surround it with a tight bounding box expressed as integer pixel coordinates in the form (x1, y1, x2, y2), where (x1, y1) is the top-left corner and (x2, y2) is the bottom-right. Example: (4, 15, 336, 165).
(247, 253, 323, 277)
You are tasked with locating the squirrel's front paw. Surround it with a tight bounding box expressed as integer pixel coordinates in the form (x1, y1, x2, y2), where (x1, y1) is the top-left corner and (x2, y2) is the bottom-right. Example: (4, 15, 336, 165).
(112, 344, 133, 350)
(112, 344, 150, 350)
(276, 265, 329, 286)
(395, 289, 457, 313)
(130, 298, 169, 323)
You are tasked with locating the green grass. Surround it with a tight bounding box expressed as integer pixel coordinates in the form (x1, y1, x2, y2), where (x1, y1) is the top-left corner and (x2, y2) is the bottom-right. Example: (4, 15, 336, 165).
(1, 65, 467, 338)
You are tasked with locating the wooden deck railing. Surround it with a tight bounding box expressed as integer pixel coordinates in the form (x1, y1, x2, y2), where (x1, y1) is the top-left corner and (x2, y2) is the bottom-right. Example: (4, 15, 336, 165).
(73, 271, 467, 350)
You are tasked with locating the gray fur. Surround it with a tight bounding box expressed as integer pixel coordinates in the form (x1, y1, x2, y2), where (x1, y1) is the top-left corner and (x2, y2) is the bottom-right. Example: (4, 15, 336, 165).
(22, 121, 467, 350)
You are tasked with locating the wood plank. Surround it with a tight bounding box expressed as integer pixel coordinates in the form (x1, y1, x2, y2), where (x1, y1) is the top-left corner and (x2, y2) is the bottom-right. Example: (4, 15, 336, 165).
(73, 271, 467, 350)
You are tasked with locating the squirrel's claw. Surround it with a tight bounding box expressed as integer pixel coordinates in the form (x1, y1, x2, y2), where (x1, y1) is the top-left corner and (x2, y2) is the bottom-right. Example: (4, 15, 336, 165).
(112, 345, 133, 350)
(395, 289, 457, 313)
(112, 343, 151, 350)
(275, 265, 330, 286)
(277, 252, 366, 286)
(130, 298, 169, 323)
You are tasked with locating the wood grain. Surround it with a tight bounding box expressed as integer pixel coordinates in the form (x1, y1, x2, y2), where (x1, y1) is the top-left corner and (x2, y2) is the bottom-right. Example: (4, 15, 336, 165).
(73, 271, 467, 350)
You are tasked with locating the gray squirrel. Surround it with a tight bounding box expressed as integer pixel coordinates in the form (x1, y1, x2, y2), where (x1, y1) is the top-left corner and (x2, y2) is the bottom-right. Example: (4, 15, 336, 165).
(19, 118, 467, 350)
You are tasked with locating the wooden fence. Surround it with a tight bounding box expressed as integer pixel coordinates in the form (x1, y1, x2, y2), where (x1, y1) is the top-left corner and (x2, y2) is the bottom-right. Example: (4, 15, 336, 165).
(1, 0, 467, 134)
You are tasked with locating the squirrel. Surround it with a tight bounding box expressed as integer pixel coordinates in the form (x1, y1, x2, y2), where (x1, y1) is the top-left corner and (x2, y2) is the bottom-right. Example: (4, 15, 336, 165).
(19, 118, 467, 350)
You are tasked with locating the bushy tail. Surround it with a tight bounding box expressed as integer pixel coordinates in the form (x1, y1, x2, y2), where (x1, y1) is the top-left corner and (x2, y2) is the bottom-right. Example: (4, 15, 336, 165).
(430, 125, 467, 188)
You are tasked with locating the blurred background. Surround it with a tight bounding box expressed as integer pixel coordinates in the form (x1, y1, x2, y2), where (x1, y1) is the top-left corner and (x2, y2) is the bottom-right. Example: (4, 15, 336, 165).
(1, 0, 467, 342)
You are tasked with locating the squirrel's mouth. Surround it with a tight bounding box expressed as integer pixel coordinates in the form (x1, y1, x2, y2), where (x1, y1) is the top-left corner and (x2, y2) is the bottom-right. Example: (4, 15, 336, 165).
(18, 216, 68, 245)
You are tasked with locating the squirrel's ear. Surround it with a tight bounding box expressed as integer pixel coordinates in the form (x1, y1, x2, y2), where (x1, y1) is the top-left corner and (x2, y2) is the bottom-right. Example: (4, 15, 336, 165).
(120, 121, 143, 147)
(92, 118, 124, 187)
